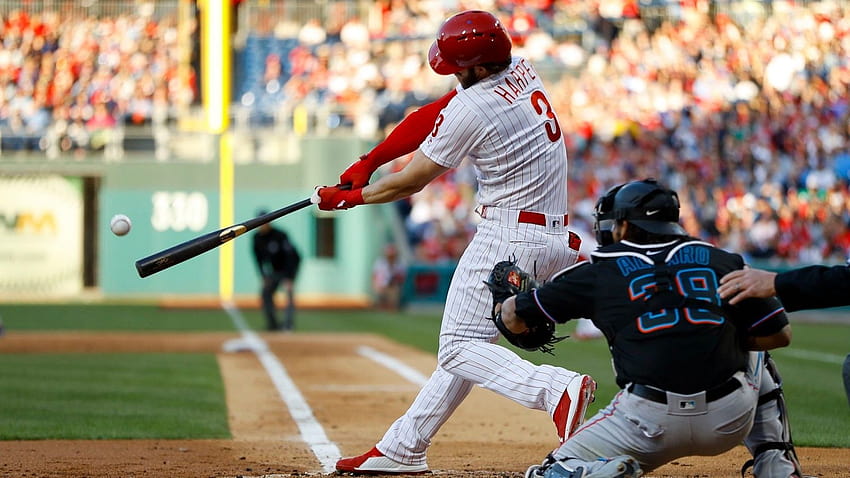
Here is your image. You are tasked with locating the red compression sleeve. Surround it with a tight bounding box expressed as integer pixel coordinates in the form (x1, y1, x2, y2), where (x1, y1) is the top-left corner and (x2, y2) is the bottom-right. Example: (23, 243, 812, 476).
(364, 89, 457, 165)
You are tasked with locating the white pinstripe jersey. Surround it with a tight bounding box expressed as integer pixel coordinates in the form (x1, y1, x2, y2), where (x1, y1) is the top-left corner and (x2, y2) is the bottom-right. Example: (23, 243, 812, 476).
(419, 56, 569, 215)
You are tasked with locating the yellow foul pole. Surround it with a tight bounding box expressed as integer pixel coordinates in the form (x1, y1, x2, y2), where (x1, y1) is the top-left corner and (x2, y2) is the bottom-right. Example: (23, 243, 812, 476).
(200, 0, 234, 301)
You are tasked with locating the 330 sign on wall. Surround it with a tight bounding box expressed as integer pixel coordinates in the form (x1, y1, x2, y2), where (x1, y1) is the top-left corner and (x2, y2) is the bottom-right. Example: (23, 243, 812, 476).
(150, 191, 208, 232)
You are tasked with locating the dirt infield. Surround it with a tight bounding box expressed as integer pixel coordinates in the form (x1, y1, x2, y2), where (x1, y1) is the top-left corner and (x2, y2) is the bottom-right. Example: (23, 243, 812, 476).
(0, 332, 847, 478)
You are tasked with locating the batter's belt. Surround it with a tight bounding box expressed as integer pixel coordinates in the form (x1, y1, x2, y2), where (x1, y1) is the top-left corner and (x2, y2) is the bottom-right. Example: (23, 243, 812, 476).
(627, 375, 742, 405)
(476, 205, 567, 228)
(475, 206, 580, 249)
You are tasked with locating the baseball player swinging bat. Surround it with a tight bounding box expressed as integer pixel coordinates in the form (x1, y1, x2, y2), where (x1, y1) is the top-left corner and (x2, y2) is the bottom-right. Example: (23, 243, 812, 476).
(135, 185, 348, 278)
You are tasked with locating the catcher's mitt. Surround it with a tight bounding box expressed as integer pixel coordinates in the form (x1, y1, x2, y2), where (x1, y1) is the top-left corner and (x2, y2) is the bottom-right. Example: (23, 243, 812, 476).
(484, 260, 566, 354)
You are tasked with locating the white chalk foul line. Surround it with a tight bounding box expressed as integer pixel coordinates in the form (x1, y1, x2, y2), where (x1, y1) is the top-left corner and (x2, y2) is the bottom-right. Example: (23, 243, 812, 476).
(222, 302, 341, 473)
(356, 345, 429, 386)
(773, 348, 847, 365)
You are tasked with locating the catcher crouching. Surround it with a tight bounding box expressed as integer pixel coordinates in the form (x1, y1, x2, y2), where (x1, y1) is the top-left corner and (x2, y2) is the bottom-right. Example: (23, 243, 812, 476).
(486, 179, 804, 478)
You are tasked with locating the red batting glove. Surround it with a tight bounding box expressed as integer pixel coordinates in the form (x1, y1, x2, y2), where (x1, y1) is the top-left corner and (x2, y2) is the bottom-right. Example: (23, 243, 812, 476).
(339, 154, 378, 189)
(311, 185, 365, 211)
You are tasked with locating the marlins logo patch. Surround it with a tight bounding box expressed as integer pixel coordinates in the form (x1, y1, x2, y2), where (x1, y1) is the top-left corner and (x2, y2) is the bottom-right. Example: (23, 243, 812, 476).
(507, 270, 522, 288)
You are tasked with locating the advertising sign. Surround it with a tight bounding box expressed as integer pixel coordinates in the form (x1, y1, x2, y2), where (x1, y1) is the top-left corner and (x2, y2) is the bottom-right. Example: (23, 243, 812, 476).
(0, 175, 83, 296)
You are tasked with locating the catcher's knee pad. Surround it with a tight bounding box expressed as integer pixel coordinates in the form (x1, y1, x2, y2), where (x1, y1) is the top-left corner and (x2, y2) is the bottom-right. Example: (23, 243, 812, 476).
(741, 353, 806, 478)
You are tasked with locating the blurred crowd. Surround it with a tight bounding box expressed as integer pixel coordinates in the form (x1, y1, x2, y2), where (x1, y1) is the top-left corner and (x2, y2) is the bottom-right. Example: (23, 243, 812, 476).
(0, 7, 194, 159)
(256, 0, 849, 267)
(556, 3, 850, 267)
(2, 1, 849, 266)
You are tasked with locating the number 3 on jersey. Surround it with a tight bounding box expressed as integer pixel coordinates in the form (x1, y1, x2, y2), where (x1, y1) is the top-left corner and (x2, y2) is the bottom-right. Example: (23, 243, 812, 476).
(629, 268, 723, 333)
(431, 90, 561, 142)
(531, 90, 561, 142)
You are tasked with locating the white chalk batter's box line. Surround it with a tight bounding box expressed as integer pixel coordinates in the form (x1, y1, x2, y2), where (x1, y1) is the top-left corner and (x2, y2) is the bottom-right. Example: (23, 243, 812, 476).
(221, 302, 430, 474)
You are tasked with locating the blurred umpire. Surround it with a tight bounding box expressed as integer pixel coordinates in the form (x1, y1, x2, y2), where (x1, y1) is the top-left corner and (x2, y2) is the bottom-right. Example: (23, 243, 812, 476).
(252, 211, 301, 331)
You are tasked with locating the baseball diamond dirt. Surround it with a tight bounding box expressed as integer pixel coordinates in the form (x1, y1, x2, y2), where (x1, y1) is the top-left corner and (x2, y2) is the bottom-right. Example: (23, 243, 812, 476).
(0, 332, 847, 478)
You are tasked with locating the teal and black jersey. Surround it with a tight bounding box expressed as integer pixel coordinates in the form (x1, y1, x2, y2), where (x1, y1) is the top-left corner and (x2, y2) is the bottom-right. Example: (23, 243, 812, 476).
(514, 237, 788, 394)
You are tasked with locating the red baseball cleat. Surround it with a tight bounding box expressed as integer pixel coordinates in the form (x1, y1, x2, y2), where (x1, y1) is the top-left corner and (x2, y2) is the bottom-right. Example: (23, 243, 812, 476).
(336, 446, 428, 474)
(553, 374, 596, 443)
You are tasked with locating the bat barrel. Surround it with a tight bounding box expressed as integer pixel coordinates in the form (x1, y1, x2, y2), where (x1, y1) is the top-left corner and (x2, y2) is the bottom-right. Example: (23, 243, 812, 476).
(136, 247, 191, 278)
(135, 229, 225, 278)
(135, 253, 173, 278)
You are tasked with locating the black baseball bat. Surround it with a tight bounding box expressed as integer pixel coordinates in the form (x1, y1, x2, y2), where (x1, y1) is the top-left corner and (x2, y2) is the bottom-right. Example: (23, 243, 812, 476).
(135, 182, 354, 277)
(134, 198, 311, 278)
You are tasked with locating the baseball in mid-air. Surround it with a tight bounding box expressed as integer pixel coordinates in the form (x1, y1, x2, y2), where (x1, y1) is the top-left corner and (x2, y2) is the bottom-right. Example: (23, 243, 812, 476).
(110, 214, 132, 236)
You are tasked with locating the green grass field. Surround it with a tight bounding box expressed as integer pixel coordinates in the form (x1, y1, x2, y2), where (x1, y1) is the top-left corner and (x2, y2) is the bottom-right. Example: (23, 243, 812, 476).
(0, 353, 228, 440)
(0, 303, 848, 447)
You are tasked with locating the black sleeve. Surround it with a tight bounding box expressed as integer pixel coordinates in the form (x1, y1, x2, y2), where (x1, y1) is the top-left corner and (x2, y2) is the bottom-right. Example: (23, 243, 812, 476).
(775, 265, 850, 312)
(514, 263, 595, 324)
(726, 296, 789, 337)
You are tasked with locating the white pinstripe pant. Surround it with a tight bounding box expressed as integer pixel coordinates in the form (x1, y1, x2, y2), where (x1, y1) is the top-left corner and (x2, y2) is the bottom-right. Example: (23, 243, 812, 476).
(377, 218, 583, 464)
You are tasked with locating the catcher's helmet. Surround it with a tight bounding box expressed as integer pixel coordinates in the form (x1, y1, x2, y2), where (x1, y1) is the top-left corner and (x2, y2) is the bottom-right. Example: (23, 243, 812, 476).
(428, 10, 512, 75)
(611, 179, 687, 237)
(592, 183, 624, 247)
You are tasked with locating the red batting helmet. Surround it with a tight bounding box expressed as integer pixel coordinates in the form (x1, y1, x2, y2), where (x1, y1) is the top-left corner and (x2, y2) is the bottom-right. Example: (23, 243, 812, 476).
(428, 10, 512, 75)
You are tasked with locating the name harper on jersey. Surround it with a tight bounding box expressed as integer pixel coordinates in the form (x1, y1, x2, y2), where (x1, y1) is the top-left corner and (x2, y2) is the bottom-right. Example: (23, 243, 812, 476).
(615, 245, 710, 276)
(493, 58, 538, 105)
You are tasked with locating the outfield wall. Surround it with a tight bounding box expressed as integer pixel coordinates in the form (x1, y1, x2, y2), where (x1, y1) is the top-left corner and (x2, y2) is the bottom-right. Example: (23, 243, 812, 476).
(0, 136, 397, 303)
(1, 143, 836, 307)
